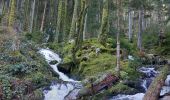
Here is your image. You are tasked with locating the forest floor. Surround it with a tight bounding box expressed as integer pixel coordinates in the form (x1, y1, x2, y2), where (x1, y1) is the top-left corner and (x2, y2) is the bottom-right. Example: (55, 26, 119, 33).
(0, 27, 170, 99)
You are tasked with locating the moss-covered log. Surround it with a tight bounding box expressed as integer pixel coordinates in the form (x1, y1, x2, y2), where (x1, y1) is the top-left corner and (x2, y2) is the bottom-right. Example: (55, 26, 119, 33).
(143, 64, 170, 100)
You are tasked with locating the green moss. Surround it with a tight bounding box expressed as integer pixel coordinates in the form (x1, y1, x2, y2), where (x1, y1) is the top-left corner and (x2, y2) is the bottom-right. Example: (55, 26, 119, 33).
(25, 31, 44, 43)
(79, 53, 116, 77)
(121, 61, 141, 80)
(108, 83, 135, 94)
(63, 55, 72, 63)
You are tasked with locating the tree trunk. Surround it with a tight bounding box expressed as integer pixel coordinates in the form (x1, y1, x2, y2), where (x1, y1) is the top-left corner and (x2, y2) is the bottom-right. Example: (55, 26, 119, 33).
(98, 0, 109, 47)
(143, 65, 170, 100)
(69, 0, 79, 40)
(72, 0, 87, 65)
(128, 8, 133, 42)
(55, 0, 65, 43)
(30, 0, 35, 33)
(8, 0, 15, 26)
(137, 9, 142, 52)
(40, 0, 47, 32)
(83, 7, 88, 40)
(115, 0, 121, 77)
(63, 0, 69, 41)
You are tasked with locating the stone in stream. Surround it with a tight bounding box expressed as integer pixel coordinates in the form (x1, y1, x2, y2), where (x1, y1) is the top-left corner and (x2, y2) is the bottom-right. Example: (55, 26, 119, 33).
(49, 60, 58, 65)
(160, 86, 170, 96)
(160, 96, 170, 100)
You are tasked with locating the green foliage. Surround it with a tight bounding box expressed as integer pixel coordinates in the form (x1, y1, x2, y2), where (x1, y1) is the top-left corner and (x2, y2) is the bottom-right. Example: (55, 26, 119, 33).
(120, 60, 141, 80)
(156, 32, 170, 55)
(79, 53, 116, 77)
(7, 62, 36, 76)
(120, 38, 136, 54)
(0, 76, 12, 99)
(142, 25, 159, 50)
(109, 83, 135, 94)
(31, 72, 45, 84)
(25, 31, 44, 43)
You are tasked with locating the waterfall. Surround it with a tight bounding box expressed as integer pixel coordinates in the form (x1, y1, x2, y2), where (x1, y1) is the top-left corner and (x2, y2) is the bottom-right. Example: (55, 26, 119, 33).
(141, 80, 147, 92)
(110, 93, 145, 100)
(111, 66, 159, 100)
(39, 49, 81, 100)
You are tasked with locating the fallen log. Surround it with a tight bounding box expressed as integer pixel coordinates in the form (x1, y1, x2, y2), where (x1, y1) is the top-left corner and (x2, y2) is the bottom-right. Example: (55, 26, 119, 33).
(77, 73, 119, 98)
(143, 64, 170, 100)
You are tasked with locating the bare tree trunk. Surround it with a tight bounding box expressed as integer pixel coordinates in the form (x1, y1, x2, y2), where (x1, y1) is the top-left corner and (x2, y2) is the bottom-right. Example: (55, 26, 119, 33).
(30, 0, 35, 33)
(83, 1, 88, 40)
(40, 0, 47, 32)
(137, 9, 142, 51)
(141, 9, 145, 31)
(128, 8, 133, 42)
(115, 0, 121, 77)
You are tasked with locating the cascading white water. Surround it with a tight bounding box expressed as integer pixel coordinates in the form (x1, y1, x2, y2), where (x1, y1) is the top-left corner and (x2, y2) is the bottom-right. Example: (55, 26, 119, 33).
(39, 49, 81, 100)
(110, 93, 145, 100)
(39, 49, 170, 100)
(142, 80, 147, 92)
(111, 67, 159, 100)
(160, 75, 170, 96)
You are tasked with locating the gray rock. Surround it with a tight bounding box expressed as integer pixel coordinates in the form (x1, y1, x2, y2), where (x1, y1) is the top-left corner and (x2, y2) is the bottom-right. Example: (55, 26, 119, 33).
(49, 60, 58, 65)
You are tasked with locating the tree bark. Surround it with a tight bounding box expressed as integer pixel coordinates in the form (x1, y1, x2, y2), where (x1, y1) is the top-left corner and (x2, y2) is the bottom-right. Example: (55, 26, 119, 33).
(40, 0, 47, 32)
(98, 0, 109, 47)
(115, 0, 121, 77)
(143, 65, 170, 100)
(55, 0, 65, 43)
(137, 9, 142, 52)
(69, 0, 79, 40)
(128, 8, 133, 42)
(72, 0, 87, 65)
(30, 0, 35, 33)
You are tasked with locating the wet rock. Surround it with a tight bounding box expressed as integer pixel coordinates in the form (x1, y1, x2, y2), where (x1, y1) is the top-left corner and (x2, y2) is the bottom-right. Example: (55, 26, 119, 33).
(77, 87, 91, 98)
(58, 62, 74, 74)
(160, 86, 170, 96)
(160, 96, 170, 100)
(123, 80, 145, 93)
(49, 60, 58, 65)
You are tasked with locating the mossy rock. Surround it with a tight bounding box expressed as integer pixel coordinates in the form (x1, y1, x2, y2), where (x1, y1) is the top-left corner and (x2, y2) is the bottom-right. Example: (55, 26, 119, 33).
(78, 53, 116, 77)
(108, 83, 137, 95)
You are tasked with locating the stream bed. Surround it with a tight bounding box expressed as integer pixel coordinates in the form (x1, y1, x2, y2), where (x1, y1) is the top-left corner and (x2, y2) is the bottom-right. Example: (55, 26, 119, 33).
(39, 49, 82, 100)
(39, 49, 170, 100)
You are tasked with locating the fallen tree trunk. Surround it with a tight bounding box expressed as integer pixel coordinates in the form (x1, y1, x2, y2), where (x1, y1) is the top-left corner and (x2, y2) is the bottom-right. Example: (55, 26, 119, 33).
(143, 64, 170, 100)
